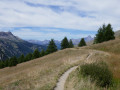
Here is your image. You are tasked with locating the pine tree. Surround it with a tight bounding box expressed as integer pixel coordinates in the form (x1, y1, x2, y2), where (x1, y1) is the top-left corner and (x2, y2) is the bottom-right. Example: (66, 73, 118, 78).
(61, 37, 69, 49)
(78, 38, 86, 47)
(94, 27, 105, 43)
(32, 49, 40, 59)
(9, 56, 18, 66)
(4, 59, 9, 67)
(40, 49, 45, 56)
(94, 24, 115, 44)
(69, 39, 74, 48)
(46, 39, 57, 54)
(25, 53, 32, 61)
(0, 60, 4, 69)
(104, 24, 115, 41)
(18, 54, 25, 63)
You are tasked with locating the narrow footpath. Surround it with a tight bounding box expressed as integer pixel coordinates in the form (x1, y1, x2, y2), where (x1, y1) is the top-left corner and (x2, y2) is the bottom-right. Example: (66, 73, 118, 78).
(54, 66, 78, 90)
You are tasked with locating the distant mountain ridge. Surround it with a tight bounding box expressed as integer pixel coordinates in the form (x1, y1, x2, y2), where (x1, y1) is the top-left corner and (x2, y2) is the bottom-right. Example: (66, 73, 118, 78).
(71, 35, 94, 45)
(28, 40, 61, 49)
(0, 31, 46, 60)
(27, 35, 94, 48)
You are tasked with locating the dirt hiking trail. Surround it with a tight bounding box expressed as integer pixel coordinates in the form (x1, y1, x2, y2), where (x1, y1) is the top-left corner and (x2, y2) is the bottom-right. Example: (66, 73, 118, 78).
(54, 66, 78, 90)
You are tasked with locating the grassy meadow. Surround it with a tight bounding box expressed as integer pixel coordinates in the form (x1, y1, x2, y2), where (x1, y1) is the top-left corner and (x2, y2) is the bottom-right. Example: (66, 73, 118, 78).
(0, 38, 120, 90)
(0, 48, 94, 90)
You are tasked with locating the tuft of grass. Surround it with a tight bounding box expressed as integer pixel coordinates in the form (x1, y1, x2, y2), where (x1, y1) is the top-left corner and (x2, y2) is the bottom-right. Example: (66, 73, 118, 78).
(84, 39, 120, 86)
(80, 62, 113, 88)
(65, 66, 103, 90)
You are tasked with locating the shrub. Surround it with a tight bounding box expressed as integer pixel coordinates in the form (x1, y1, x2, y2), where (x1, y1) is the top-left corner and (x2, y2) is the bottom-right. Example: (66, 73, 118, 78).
(80, 62, 113, 88)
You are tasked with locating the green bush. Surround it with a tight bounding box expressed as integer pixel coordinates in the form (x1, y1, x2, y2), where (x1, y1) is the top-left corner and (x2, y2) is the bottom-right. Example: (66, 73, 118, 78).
(80, 62, 113, 88)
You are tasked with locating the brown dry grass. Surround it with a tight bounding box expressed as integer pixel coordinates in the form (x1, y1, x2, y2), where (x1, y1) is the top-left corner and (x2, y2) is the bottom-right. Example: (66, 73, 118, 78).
(0, 48, 96, 90)
(64, 39, 120, 90)
(65, 68, 103, 90)
(1, 38, 120, 90)
(85, 38, 120, 80)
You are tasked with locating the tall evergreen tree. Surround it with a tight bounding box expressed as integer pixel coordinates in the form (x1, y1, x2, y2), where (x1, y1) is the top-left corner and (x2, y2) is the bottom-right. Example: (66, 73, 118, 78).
(104, 24, 115, 41)
(46, 39, 57, 54)
(0, 60, 4, 69)
(40, 49, 45, 56)
(32, 49, 40, 59)
(69, 39, 74, 48)
(94, 24, 115, 44)
(61, 37, 69, 49)
(94, 27, 105, 43)
(4, 59, 9, 67)
(78, 38, 86, 47)
(25, 53, 32, 61)
(18, 54, 25, 63)
(9, 56, 18, 66)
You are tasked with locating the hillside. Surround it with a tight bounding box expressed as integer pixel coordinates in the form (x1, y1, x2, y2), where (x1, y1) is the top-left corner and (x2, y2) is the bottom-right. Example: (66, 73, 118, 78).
(0, 47, 110, 90)
(0, 32, 120, 90)
(84, 38, 120, 78)
(115, 30, 120, 38)
(0, 32, 46, 60)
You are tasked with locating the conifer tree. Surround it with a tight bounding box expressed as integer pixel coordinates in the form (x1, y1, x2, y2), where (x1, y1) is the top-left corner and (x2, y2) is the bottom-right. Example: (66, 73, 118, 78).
(0, 60, 4, 69)
(40, 49, 45, 56)
(104, 24, 115, 41)
(18, 54, 25, 63)
(46, 39, 57, 54)
(9, 56, 18, 66)
(94, 24, 115, 44)
(69, 39, 74, 48)
(4, 59, 9, 67)
(25, 53, 32, 61)
(32, 49, 40, 59)
(94, 27, 105, 43)
(61, 37, 69, 49)
(78, 38, 86, 47)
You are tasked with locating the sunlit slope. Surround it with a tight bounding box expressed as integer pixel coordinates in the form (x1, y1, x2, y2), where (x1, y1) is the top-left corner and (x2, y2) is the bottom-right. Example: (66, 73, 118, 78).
(85, 38, 120, 79)
(0, 38, 119, 90)
(0, 48, 98, 90)
(115, 30, 120, 38)
(86, 38, 120, 54)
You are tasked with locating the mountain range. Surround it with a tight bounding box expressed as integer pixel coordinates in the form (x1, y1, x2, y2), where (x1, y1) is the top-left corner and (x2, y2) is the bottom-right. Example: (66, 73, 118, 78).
(0, 32, 46, 60)
(27, 35, 94, 48)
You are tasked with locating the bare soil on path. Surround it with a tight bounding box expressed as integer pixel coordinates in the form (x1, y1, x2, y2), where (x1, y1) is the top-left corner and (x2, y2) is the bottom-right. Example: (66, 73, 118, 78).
(54, 66, 78, 90)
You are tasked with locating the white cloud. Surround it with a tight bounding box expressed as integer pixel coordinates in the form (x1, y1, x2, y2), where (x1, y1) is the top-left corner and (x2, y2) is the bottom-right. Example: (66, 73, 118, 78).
(0, 0, 120, 31)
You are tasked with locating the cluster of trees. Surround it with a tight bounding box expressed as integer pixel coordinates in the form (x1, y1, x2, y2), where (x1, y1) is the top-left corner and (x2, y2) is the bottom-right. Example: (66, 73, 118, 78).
(0, 49, 45, 69)
(94, 24, 115, 44)
(61, 37, 86, 49)
(0, 37, 87, 69)
(61, 37, 74, 49)
(0, 39, 58, 69)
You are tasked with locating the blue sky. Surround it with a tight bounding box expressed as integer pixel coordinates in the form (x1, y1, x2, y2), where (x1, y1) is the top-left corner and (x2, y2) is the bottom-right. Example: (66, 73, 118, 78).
(0, 0, 120, 40)
(0, 27, 96, 40)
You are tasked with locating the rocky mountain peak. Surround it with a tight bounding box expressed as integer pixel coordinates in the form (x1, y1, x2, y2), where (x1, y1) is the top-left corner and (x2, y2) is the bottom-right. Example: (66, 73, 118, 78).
(0, 31, 12, 36)
(0, 31, 21, 41)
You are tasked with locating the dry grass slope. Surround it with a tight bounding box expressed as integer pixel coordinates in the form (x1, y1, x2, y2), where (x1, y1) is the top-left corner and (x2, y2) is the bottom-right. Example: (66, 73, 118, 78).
(0, 38, 120, 90)
(85, 39, 120, 79)
(0, 48, 97, 90)
(65, 38, 120, 90)
(65, 69, 103, 90)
